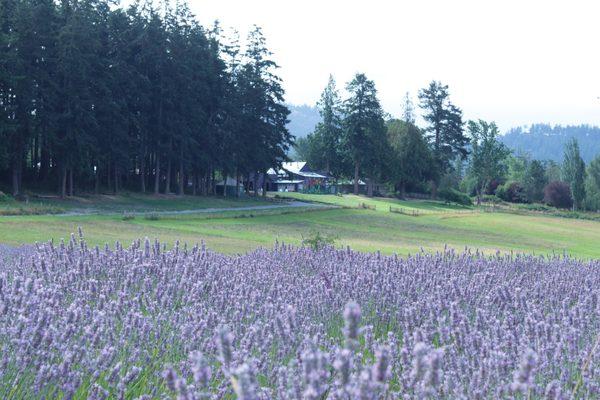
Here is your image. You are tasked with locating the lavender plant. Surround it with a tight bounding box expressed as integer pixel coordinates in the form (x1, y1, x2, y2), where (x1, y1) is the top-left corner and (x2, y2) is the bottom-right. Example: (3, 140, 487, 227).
(0, 235, 598, 399)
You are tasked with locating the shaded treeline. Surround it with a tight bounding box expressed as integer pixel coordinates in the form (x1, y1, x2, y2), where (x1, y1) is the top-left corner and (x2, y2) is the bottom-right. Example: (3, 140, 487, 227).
(0, 0, 292, 198)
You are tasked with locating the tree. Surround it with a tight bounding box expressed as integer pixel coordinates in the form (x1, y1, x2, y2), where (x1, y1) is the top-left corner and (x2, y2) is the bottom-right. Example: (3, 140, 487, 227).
(544, 181, 573, 209)
(562, 138, 586, 210)
(401, 91, 415, 124)
(418, 81, 468, 197)
(310, 75, 344, 177)
(587, 155, 600, 189)
(523, 160, 547, 202)
(386, 119, 432, 197)
(342, 73, 387, 195)
(466, 120, 510, 204)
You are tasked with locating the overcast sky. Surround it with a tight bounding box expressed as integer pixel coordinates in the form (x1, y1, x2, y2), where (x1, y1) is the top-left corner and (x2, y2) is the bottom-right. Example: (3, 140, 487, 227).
(186, 0, 600, 131)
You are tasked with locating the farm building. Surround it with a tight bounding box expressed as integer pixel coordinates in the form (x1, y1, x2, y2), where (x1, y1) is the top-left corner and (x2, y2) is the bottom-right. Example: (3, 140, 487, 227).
(266, 162, 328, 192)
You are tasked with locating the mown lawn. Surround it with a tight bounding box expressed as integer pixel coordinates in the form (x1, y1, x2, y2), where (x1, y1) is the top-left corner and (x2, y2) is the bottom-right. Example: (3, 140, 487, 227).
(1, 193, 600, 258)
(0, 192, 271, 215)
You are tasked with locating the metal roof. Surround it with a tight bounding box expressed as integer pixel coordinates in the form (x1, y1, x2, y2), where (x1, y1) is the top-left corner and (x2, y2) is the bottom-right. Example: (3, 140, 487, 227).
(267, 161, 327, 179)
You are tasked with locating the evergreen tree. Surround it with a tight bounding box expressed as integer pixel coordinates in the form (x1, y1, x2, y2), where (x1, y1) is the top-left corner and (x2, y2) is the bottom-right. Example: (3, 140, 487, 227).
(342, 73, 386, 195)
(386, 119, 432, 197)
(418, 81, 468, 197)
(310, 75, 344, 177)
(401, 91, 415, 124)
(562, 137, 586, 210)
(523, 160, 547, 203)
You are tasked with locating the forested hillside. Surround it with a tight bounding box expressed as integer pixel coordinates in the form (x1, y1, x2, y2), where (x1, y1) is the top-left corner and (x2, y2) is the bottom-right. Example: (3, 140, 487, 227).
(500, 124, 600, 162)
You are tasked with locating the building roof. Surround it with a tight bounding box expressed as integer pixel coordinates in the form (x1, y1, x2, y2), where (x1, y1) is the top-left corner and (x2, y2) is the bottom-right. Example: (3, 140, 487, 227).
(274, 179, 304, 184)
(267, 161, 327, 179)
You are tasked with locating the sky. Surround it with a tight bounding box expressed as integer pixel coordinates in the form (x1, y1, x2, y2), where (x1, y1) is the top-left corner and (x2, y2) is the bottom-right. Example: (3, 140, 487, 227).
(185, 0, 600, 131)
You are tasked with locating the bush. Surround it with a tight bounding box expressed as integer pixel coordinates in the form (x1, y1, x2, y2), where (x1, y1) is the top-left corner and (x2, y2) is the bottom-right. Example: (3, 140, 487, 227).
(480, 194, 502, 204)
(144, 212, 160, 221)
(301, 231, 337, 250)
(496, 181, 528, 203)
(438, 188, 472, 206)
(122, 212, 135, 221)
(543, 181, 573, 209)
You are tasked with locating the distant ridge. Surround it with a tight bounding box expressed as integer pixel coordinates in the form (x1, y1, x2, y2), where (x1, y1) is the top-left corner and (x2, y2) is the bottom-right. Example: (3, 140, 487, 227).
(500, 124, 600, 162)
(286, 104, 320, 139)
(286, 106, 600, 163)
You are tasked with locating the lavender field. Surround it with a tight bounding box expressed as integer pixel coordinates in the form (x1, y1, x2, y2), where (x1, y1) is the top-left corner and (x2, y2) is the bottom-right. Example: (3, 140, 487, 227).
(0, 233, 598, 399)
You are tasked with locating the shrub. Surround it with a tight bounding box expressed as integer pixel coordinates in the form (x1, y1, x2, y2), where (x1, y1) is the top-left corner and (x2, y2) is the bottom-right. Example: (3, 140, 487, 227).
(438, 188, 472, 206)
(144, 212, 160, 221)
(122, 212, 135, 221)
(543, 181, 573, 209)
(480, 194, 502, 204)
(301, 230, 337, 250)
(496, 181, 528, 203)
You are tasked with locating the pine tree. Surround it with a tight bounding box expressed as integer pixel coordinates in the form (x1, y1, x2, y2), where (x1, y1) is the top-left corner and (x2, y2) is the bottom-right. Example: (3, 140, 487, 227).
(311, 75, 344, 177)
(418, 81, 468, 197)
(342, 73, 387, 195)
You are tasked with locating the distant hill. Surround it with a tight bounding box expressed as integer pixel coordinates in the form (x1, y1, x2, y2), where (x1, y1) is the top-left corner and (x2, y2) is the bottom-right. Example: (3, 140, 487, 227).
(286, 104, 320, 140)
(500, 124, 600, 163)
(286, 107, 600, 163)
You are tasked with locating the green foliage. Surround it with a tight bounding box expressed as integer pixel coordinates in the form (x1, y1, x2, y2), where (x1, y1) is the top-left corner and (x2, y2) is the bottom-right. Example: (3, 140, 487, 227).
(418, 81, 468, 183)
(301, 230, 337, 250)
(144, 213, 160, 221)
(386, 119, 433, 196)
(506, 154, 529, 183)
(342, 73, 387, 195)
(562, 138, 586, 210)
(437, 188, 472, 206)
(496, 181, 528, 203)
(0, 1, 291, 199)
(122, 212, 135, 221)
(522, 160, 548, 203)
(584, 156, 600, 211)
(466, 120, 510, 203)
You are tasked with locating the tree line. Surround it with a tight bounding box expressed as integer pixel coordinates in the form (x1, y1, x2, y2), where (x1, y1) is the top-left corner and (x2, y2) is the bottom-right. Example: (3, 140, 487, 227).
(0, 0, 292, 198)
(297, 74, 600, 211)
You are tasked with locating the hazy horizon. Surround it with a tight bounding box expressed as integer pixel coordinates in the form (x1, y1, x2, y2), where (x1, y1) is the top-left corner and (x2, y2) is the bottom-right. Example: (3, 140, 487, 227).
(183, 0, 600, 131)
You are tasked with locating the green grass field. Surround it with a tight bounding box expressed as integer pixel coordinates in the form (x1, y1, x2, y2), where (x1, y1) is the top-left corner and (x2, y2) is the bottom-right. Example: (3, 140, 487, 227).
(1, 192, 600, 258)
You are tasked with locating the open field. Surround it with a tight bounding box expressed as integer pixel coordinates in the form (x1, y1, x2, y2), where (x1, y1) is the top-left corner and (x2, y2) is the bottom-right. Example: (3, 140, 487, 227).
(0, 192, 272, 215)
(1, 192, 600, 258)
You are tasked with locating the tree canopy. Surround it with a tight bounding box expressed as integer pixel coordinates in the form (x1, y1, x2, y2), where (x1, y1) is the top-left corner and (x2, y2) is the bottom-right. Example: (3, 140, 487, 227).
(0, 0, 291, 198)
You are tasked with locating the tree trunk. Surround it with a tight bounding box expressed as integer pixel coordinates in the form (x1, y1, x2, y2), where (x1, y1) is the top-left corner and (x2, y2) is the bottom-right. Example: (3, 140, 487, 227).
(400, 182, 406, 199)
(262, 170, 267, 197)
(165, 158, 172, 194)
(154, 156, 160, 195)
(140, 154, 146, 193)
(95, 166, 100, 194)
(235, 170, 240, 198)
(68, 169, 74, 197)
(367, 179, 374, 197)
(11, 160, 20, 197)
(60, 166, 67, 199)
(178, 149, 184, 196)
(211, 169, 216, 196)
(113, 164, 118, 194)
(253, 173, 258, 197)
(107, 162, 112, 192)
(39, 139, 50, 182)
(192, 171, 197, 196)
(430, 180, 438, 199)
(353, 162, 360, 195)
